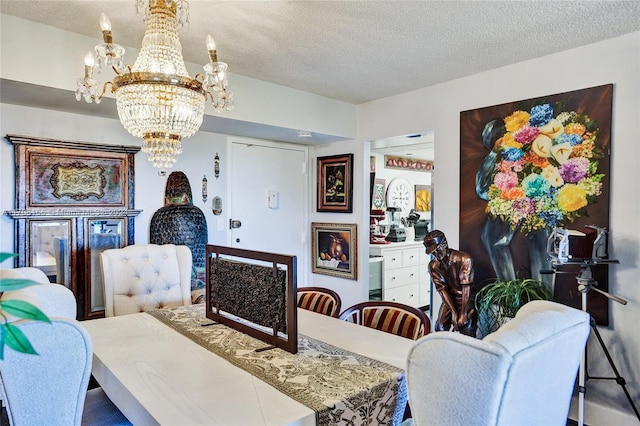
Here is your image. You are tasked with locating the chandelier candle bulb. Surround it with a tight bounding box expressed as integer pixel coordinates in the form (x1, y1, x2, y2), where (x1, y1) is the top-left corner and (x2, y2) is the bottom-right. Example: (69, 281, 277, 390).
(206, 34, 218, 63)
(99, 13, 113, 43)
(84, 51, 95, 78)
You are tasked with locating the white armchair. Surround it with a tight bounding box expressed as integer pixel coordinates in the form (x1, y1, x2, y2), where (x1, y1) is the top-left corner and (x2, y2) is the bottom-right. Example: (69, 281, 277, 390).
(100, 244, 192, 317)
(406, 300, 590, 426)
(0, 267, 77, 319)
(0, 317, 130, 425)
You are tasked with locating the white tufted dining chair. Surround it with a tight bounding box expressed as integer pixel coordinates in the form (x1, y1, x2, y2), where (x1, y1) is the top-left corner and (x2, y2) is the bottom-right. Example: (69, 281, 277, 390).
(0, 269, 129, 425)
(100, 244, 192, 317)
(1, 317, 131, 426)
(405, 300, 589, 426)
(0, 267, 77, 319)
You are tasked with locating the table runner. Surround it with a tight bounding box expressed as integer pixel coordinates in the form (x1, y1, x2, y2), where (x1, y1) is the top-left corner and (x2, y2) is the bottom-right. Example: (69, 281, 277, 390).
(147, 304, 407, 426)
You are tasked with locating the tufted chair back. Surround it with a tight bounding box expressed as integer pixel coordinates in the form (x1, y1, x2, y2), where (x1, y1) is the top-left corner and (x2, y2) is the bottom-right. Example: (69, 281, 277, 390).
(34, 224, 67, 258)
(0, 267, 77, 319)
(1, 317, 131, 425)
(100, 244, 192, 317)
(406, 300, 589, 425)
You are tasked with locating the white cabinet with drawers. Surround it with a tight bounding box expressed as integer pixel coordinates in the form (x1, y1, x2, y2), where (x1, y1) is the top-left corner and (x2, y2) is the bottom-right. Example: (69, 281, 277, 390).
(370, 241, 431, 309)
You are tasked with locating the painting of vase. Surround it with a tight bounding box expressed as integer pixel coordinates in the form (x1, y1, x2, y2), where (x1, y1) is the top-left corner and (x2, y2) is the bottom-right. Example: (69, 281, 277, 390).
(459, 84, 613, 325)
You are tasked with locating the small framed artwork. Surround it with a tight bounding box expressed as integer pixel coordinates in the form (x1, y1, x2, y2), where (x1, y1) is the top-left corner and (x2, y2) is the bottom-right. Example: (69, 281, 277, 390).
(371, 178, 386, 211)
(415, 185, 432, 212)
(311, 222, 357, 280)
(317, 153, 354, 213)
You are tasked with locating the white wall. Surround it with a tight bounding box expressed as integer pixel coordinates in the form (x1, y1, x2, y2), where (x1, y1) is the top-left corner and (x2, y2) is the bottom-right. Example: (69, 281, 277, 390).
(358, 31, 640, 424)
(308, 140, 370, 310)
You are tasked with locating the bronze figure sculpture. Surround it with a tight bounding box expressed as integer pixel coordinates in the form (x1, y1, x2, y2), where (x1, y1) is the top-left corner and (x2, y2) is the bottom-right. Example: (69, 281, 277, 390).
(424, 230, 477, 337)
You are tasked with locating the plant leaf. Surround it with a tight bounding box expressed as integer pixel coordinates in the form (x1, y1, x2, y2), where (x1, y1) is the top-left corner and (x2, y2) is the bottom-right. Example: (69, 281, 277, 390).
(475, 278, 550, 336)
(0, 253, 17, 265)
(0, 278, 39, 292)
(3, 323, 38, 355)
(0, 300, 51, 322)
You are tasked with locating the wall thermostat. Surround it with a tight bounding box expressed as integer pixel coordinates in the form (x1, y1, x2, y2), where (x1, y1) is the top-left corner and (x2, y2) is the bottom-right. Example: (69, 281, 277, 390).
(268, 190, 279, 209)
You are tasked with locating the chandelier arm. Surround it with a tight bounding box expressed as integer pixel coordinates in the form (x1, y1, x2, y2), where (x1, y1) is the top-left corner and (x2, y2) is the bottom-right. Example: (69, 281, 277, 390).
(99, 81, 114, 100)
(205, 91, 216, 103)
(112, 64, 125, 76)
(194, 72, 205, 83)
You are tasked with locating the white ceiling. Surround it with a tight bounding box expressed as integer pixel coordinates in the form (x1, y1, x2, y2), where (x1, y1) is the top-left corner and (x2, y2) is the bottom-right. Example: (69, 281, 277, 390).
(2, 0, 639, 105)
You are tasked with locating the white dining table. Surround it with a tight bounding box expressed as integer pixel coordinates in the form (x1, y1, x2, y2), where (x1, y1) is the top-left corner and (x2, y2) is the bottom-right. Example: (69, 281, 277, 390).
(82, 307, 416, 426)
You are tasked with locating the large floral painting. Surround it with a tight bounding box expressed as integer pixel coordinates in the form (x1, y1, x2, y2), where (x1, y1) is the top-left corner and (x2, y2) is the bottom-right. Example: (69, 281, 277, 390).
(460, 84, 612, 324)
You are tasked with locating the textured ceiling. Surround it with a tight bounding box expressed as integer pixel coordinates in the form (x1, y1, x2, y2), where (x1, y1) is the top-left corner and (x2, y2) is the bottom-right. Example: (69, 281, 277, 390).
(2, 0, 640, 105)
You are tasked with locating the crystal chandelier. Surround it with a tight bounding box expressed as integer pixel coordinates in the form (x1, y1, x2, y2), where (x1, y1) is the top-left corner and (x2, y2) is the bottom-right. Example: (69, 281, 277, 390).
(76, 0, 234, 169)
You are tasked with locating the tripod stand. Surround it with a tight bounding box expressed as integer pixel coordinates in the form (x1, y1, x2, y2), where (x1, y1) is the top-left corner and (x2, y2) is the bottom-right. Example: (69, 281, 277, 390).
(573, 260, 640, 426)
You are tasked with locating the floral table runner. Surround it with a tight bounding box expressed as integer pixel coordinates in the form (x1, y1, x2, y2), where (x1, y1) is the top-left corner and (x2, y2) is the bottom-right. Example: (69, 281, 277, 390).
(147, 304, 407, 426)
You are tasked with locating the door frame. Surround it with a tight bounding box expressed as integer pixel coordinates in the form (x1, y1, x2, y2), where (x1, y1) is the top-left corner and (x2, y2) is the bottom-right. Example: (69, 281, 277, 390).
(226, 136, 310, 288)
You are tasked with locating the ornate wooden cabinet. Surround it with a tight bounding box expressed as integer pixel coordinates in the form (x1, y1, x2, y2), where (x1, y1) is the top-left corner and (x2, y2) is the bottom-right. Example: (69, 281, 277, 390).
(4, 135, 141, 320)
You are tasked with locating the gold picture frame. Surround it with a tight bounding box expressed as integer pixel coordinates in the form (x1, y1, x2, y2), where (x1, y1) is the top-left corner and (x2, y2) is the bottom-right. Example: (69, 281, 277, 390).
(311, 222, 357, 280)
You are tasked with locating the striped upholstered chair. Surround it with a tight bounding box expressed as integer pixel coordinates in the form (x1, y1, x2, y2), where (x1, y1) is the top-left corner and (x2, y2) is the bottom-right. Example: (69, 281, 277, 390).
(297, 287, 342, 317)
(338, 301, 431, 340)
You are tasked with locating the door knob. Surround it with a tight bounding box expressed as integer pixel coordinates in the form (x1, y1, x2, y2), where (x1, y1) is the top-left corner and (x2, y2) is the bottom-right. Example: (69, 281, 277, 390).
(229, 219, 242, 229)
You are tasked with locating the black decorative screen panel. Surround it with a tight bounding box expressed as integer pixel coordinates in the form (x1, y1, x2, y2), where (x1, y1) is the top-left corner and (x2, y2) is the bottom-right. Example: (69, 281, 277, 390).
(209, 258, 287, 334)
(206, 245, 298, 354)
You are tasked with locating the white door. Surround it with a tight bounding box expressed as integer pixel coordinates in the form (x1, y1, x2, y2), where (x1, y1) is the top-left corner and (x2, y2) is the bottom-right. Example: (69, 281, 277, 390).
(229, 139, 308, 287)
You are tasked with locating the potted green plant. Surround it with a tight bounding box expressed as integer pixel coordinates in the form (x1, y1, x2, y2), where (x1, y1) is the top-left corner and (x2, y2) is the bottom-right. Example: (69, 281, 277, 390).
(0, 252, 50, 359)
(475, 277, 551, 337)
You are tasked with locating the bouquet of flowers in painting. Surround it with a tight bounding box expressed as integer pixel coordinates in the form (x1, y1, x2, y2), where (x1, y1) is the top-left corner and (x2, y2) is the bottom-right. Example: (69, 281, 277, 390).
(485, 102, 605, 234)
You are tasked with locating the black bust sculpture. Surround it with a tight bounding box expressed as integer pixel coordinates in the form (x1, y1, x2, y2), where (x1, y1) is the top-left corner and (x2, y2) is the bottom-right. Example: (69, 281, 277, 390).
(150, 171, 208, 303)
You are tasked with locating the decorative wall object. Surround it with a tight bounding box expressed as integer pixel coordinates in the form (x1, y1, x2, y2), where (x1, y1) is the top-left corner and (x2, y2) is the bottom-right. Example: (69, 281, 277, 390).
(459, 84, 612, 324)
(4, 134, 141, 320)
(317, 154, 354, 213)
(384, 155, 433, 171)
(386, 177, 414, 217)
(415, 185, 432, 212)
(214, 153, 220, 178)
(211, 196, 223, 215)
(202, 175, 208, 202)
(371, 178, 386, 211)
(311, 222, 357, 280)
(28, 150, 127, 206)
